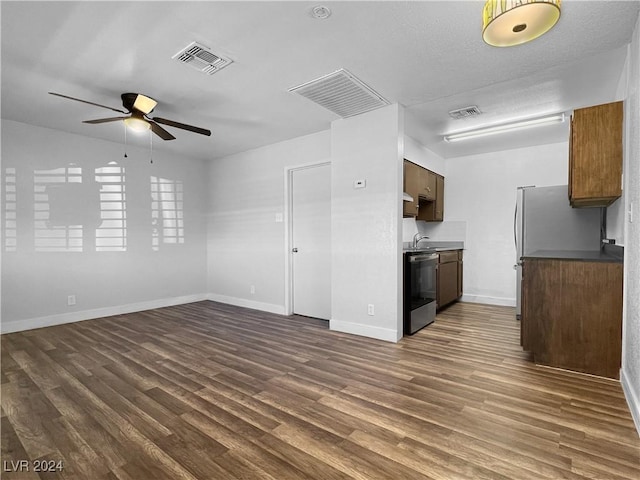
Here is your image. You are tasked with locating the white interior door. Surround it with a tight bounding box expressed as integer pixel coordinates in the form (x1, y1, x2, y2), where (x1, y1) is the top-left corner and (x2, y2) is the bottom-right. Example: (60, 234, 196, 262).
(291, 164, 331, 320)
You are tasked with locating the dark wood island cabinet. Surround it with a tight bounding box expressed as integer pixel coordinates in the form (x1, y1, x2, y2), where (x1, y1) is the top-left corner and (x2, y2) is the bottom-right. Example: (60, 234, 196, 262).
(521, 252, 623, 379)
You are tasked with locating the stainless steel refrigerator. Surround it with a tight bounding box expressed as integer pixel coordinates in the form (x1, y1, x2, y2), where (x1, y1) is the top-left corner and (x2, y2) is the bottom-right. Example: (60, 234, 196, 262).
(514, 185, 602, 319)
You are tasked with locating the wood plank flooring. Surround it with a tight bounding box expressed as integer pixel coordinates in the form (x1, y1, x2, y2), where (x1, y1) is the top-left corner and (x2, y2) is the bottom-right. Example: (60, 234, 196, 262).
(1, 301, 639, 479)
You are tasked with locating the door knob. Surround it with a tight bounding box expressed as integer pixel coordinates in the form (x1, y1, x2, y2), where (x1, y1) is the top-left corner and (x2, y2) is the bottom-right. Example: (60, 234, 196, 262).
(292, 248, 298, 253)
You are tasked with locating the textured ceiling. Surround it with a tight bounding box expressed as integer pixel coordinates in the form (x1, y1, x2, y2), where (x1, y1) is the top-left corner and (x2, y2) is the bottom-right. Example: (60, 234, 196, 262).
(2, 1, 639, 160)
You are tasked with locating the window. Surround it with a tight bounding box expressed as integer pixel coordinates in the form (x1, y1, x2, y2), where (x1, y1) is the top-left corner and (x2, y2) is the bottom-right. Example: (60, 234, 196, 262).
(150, 176, 184, 251)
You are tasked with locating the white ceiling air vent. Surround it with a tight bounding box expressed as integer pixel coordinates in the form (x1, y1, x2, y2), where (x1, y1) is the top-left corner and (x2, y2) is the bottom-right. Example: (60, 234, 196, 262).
(172, 41, 232, 75)
(448, 106, 482, 120)
(289, 69, 389, 118)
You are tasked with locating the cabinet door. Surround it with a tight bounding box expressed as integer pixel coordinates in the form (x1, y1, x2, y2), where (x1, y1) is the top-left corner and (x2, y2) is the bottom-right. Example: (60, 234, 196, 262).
(570, 101, 623, 207)
(568, 116, 574, 201)
(435, 175, 444, 221)
(419, 168, 436, 201)
(437, 261, 458, 308)
(403, 161, 420, 217)
(457, 257, 463, 298)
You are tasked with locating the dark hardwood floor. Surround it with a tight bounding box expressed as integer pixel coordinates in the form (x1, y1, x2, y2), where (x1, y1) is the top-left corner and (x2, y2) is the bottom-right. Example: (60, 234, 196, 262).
(2, 301, 639, 479)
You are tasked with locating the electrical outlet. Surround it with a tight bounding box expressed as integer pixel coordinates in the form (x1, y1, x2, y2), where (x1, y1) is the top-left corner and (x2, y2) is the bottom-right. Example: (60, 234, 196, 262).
(250, 285, 255, 294)
(67, 295, 76, 306)
(367, 304, 375, 316)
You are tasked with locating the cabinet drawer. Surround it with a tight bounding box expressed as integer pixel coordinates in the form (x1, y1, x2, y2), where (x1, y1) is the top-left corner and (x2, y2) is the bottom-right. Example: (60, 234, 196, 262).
(438, 251, 458, 263)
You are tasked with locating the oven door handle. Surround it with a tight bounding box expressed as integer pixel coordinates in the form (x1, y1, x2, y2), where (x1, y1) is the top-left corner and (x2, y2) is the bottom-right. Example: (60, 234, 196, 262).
(408, 253, 438, 262)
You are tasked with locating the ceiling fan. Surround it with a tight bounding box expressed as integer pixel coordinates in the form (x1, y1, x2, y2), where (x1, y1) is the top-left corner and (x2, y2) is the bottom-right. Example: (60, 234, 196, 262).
(48, 92, 211, 140)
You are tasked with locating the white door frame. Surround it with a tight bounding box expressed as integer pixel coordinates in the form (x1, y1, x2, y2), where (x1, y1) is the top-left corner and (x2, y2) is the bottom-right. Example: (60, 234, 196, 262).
(283, 160, 331, 316)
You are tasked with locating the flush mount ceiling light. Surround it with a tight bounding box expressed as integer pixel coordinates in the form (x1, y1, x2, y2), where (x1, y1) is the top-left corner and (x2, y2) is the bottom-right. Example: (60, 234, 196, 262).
(483, 0, 561, 47)
(443, 113, 565, 142)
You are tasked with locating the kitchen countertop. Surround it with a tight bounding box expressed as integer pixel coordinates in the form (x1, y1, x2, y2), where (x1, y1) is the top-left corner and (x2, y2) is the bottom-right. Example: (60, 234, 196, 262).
(403, 241, 464, 253)
(523, 246, 623, 263)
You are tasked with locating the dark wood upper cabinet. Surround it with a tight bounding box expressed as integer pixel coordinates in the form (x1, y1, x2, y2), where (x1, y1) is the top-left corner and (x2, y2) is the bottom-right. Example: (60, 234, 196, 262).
(403, 160, 444, 222)
(569, 101, 623, 208)
(403, 160, 421, 217)
(434, 174, 444, 222)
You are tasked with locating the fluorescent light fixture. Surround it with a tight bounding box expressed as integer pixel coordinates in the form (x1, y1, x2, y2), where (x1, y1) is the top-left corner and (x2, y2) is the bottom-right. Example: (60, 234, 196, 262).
(443, 113, 565, 142)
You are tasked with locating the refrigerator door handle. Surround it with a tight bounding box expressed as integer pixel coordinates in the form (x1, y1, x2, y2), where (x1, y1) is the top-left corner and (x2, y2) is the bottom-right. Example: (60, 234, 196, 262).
(514, 200, 519, 263)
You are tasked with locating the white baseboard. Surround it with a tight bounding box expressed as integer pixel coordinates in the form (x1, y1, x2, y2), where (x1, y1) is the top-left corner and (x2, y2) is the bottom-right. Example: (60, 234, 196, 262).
(621, 367, 640, 437)
(330, 318, 400, 343)
(460, 294, 516, 307)
(1, 293, 210, 334)
(206, 293, 286, 316)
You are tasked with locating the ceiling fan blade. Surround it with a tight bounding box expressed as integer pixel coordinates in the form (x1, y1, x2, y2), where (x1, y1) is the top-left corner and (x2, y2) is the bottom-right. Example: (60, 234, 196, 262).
(151, 117, 211, 136)
(83, 116, 128, 124)
(49, 92, 128, 114)
(149, 121, 176, 141)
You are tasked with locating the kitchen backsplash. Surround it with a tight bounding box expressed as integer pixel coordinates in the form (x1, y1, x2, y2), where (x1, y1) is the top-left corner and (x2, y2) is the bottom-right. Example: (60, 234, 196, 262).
(403, 218, 467, 243)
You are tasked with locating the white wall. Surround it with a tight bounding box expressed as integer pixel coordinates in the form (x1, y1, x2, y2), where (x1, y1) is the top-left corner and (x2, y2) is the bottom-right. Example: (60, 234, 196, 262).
(620, 14, 640, 437)
(444, 142, 569, 306)
(208, 105, 405, 343)
(330, 104, 404, 342)
(1, 120, 209, 333)
(403, 135, 446, 175)
(607, 44, 631, 246)
(207, 130, 331, 313)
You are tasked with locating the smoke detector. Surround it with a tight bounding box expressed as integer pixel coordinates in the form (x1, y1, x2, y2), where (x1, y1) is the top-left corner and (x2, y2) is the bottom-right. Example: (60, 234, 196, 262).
(311, 6, 332, 19)
(172, 41, 232, 75)
(289, 69, 389, 118)
(448, 106, 482, 120)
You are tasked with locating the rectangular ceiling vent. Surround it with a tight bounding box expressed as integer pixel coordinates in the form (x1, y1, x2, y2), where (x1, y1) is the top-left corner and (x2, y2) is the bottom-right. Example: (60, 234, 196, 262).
(172, 41, 232, 75)
(449, 106, 482, 120)
(289, 69, 390, 118)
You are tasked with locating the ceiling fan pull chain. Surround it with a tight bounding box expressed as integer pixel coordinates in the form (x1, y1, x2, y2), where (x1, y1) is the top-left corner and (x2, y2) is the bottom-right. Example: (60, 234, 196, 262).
(149, 130, 153, 164)
(123, 123, 128, 158)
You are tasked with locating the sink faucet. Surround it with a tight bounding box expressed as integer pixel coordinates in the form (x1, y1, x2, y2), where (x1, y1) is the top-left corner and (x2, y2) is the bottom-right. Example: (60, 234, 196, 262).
(412, 233, 429, 248)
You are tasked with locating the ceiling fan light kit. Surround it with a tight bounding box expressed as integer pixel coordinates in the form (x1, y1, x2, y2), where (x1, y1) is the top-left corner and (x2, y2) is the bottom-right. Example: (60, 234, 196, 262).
(131, 95, 157, 115)
(443, 113, 565, 142)
(123, 116, 151, 132)
(482, 0, 561, 47)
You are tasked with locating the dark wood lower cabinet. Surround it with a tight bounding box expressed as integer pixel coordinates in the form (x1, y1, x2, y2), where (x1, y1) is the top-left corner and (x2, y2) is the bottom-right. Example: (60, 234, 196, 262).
(521, 258, 623, 379)
(437, 250, 463, 309)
